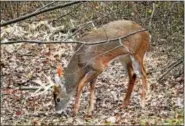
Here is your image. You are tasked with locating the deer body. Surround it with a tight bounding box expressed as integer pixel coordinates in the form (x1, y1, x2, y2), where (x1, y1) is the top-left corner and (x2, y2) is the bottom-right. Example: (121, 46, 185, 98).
(53, 20, 150, 116)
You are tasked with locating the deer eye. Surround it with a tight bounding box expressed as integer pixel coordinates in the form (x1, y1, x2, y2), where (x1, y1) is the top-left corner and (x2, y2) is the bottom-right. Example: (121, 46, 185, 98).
(56, 98, 61, 103)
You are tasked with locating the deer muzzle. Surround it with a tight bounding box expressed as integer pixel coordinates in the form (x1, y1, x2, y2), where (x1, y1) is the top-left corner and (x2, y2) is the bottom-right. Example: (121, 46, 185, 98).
(55, 97, 70, 114)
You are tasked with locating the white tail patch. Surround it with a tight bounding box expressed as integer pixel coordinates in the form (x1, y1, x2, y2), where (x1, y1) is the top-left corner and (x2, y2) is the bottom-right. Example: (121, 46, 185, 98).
(130, 55, 142, 77)
(149, 34, 152, 41)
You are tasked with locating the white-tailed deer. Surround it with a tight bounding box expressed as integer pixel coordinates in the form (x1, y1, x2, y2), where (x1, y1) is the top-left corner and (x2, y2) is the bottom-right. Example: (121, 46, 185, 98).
(52, 20, 150, 117)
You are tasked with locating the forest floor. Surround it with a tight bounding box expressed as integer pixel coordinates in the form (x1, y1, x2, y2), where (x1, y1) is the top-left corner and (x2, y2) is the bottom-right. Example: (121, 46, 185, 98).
(1, 21, 184, 125)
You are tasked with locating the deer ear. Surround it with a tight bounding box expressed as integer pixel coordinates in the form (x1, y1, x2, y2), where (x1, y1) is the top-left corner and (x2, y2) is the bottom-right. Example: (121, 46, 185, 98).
(54, 69, 66, 94)
(57, 64, 63, 77)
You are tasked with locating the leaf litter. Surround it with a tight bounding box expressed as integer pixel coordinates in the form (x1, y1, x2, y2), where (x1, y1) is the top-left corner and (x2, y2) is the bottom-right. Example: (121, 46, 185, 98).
(1, 21, 183, 125)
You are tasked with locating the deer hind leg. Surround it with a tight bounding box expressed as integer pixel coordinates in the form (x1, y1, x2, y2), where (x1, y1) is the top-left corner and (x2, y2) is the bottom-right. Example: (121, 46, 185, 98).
(87, 78, 96, 117)
(121, 62, 137, 109)
(131, 54, 147, 108)
(73, 71, 99, 116)
(140, 65, 147, 108)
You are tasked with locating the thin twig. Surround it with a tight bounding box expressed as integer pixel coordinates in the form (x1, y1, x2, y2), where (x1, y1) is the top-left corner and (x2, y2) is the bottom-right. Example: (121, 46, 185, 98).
(19, 86, 46, 91)
(161, 58, 183, 73)
(65, 11, 115, 40)
(1, 29, 147, 45)
(35, 1, 56, 12)
(157, 57, 183, 82)
(52, 3, 82, 22)
(64, 21, 95, 40)
(149, 2, 156, 30)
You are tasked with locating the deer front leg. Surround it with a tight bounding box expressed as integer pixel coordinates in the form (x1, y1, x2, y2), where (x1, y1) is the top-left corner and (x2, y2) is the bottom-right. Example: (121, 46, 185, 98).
(73, 71, 98, 116)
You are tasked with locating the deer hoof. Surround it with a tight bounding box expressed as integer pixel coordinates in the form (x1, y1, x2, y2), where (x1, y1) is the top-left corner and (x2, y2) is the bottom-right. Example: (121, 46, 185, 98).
(72, 113, 76, 117)
(120, 100, 130, 109)
(141, 99, 146, 108)
(72, 111, 77, 117)
(84, 114, 93, 120)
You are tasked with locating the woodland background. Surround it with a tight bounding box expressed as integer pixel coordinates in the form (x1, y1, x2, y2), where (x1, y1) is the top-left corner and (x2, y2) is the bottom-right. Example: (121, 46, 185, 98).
(1, 1, 184, 125)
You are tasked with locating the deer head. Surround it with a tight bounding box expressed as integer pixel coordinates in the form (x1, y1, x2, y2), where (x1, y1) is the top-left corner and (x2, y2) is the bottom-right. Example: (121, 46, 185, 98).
(52, 55, 86, 114)
(52, 65, 71, 114)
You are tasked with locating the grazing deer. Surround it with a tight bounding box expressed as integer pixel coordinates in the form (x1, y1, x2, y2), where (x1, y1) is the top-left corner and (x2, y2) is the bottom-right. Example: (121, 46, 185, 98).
(52, 20, 150, 117)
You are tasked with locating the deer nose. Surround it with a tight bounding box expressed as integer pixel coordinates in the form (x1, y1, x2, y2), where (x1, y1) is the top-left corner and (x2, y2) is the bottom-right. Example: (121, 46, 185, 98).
(56, 109, 63, 114)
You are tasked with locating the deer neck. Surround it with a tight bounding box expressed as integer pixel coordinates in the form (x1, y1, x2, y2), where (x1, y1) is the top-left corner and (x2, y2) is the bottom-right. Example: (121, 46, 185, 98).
(63, 54, 86, 96)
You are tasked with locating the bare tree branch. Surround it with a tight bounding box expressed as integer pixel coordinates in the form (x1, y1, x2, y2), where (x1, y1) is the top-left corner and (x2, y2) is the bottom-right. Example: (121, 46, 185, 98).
(19, 86, 45, 91)
(65, 13, 113, 40)
(149, 2, 156, 29)
(157, 57, 183, 82)
(52, 3, 81, 23)
(0, 1, 81, 27)
(35, 1, 56, 12)
(1, 29, 147, 45)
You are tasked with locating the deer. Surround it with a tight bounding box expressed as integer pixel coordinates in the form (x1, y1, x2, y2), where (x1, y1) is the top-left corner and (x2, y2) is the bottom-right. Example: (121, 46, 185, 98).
(52, 20, 150, 117)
